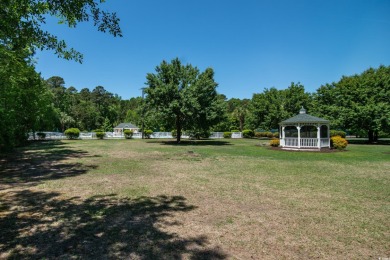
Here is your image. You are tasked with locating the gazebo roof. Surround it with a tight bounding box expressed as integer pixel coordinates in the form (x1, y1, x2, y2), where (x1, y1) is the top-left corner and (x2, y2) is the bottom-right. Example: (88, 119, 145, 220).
(280, 107, 329, 125)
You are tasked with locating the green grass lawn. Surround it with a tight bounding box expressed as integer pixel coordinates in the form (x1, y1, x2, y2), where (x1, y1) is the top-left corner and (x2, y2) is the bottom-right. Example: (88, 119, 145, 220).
(0, 139, 389, 259)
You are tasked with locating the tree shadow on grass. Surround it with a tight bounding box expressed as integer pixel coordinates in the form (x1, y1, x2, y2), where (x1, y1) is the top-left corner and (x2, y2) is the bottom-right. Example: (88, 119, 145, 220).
(0, 141, 99, 191)
(146, 139, 233, 146)
(346, 139, 390, 145)
(0, 191, 227, 259)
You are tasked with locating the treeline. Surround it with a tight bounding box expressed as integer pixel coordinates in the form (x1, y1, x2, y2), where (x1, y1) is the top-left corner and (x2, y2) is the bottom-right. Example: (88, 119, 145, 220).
(44, 76, 142, 132)
(1, 58, 389, 151)
(41, 66, 390, 140)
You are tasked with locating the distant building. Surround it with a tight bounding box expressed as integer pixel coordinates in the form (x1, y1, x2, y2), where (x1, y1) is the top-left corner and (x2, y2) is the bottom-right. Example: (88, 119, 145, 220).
(113, 123, 140, 135)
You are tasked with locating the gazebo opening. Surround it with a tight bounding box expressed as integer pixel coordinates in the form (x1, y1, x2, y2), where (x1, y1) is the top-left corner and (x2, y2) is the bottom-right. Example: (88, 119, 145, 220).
(279, 107, 330, 150)
(301, 125, 317, 138)
(320, 125, 328, 138)
(284, 126, 298, 137)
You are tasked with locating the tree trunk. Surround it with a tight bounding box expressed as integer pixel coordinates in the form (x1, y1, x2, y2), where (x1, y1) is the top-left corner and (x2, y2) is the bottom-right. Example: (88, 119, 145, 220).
(368, 129, 374, 143)
(374, 130, 379, 142)
(239, 117, 244, 132)
(176, 114, 181, 143)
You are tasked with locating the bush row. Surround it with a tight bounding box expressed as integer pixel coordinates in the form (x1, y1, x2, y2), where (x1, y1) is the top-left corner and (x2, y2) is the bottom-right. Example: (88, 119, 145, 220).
(255, 132, 279, 138)
(330, 130, 346, 138)
(61, 128, 282, 140)
(62, 128, 152, 140)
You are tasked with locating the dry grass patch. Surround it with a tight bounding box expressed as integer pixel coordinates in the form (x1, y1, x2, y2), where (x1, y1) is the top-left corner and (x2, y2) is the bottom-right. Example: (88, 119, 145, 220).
(0, 139, 389, 259)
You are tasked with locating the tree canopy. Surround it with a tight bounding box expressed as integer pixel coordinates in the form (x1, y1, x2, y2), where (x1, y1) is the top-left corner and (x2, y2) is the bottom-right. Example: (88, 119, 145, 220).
(0, 0, 122, 62)
(313, 65, 390, 142)
(0, 0, 122, 151)
(247, 82, 311, 130)
(144, 58, 224, 143)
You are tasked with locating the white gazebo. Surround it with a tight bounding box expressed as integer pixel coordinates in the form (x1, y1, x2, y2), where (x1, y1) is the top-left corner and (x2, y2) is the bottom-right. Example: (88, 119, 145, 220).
(279, 107, 330, 150)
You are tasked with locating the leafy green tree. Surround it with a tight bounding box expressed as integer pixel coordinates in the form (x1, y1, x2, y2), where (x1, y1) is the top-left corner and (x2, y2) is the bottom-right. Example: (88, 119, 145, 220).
(102, 117, 112, 132)
(0, 47, 53, 150)
(0, 0, 122, 150)
(232, 106, 246, 132)
(247, 83, 312, 131)
(1, 0, 122, 62)
(46, 76, 65, 89)
(283, 82, 312, 118)
(46, 76, 69, 112)
(247, 87, 287, 130)
(125, 109, 141, 126)
(59, 111, 75, 132)
(313, 66, 390, 142)
(144, 58, 224, 143)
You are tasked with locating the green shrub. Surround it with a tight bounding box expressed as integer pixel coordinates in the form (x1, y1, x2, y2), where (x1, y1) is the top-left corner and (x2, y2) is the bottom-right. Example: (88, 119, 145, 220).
(331, 136, 348, 150)
(231, 129, 240, 132)
(242, 129, 254, 138)
(144, 130, 153, 139)
(330, 130, 346, 138)
(187, 130, 210, 139)
(269, 138, 280, 147)
(255, 131, 275, 138)
(124, 130, 133, 139)
(223, 132, 232, 138)
(64, 128, 80, 140)
(171, 130, 177, 138)
(273, 132, 279, 138)
(37, 132, 46, 140)
(95, 131, 105, 139)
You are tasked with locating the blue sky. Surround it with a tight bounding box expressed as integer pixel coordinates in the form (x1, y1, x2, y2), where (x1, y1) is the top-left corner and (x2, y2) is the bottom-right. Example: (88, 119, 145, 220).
(35, 0, 390, 100)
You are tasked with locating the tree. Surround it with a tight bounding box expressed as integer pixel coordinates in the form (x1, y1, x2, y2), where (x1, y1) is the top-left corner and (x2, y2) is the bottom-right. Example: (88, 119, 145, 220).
(59, 111, 75, 132)
(247, 83, 312, 131)
(247, 87, 287, 130)
(0, 46, 54, 150)
(313, 66, 390, 142)
(144, 58, 224, 143)
(46, 76, 65, 89)
(232, 102, 249, 131)
(0, 0, 122, 150)
(1, 0, 122, 62)
(283, 82, 312, 118)
(125, 109, 141, 126)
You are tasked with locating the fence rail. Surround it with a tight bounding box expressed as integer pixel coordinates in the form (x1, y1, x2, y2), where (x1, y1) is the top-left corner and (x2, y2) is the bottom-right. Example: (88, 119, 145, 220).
(29, 131, 239, 140)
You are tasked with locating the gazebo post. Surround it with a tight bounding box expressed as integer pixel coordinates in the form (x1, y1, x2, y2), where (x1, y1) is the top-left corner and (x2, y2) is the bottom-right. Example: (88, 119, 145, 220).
(297, 125, 301, 148)
(317, 124, 321, 149)
(281, 126, 285, 146)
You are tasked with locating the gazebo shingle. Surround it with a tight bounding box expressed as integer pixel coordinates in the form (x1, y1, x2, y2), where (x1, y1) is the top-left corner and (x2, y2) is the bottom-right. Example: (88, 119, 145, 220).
(280, 108, 329, 124)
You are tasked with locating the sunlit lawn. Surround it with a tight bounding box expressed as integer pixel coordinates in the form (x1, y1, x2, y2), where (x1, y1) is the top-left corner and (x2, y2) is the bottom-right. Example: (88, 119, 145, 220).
(0, 138, 389, 259)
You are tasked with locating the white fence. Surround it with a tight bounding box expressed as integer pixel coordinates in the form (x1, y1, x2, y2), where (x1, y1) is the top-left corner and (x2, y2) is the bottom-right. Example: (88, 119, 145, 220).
(29, 131, 241, 140)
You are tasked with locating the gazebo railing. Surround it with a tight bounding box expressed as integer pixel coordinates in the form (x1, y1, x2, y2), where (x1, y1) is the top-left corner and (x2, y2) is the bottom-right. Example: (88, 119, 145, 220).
(284, 137, 330, 148)
(300, 138, 318, 147)
(285, 137, 299, 147)
(320, 138, 330, 147)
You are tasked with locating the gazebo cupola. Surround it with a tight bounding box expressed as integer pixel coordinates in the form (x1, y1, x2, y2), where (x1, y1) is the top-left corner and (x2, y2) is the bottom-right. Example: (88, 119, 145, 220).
(279, 107, 330, 149)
